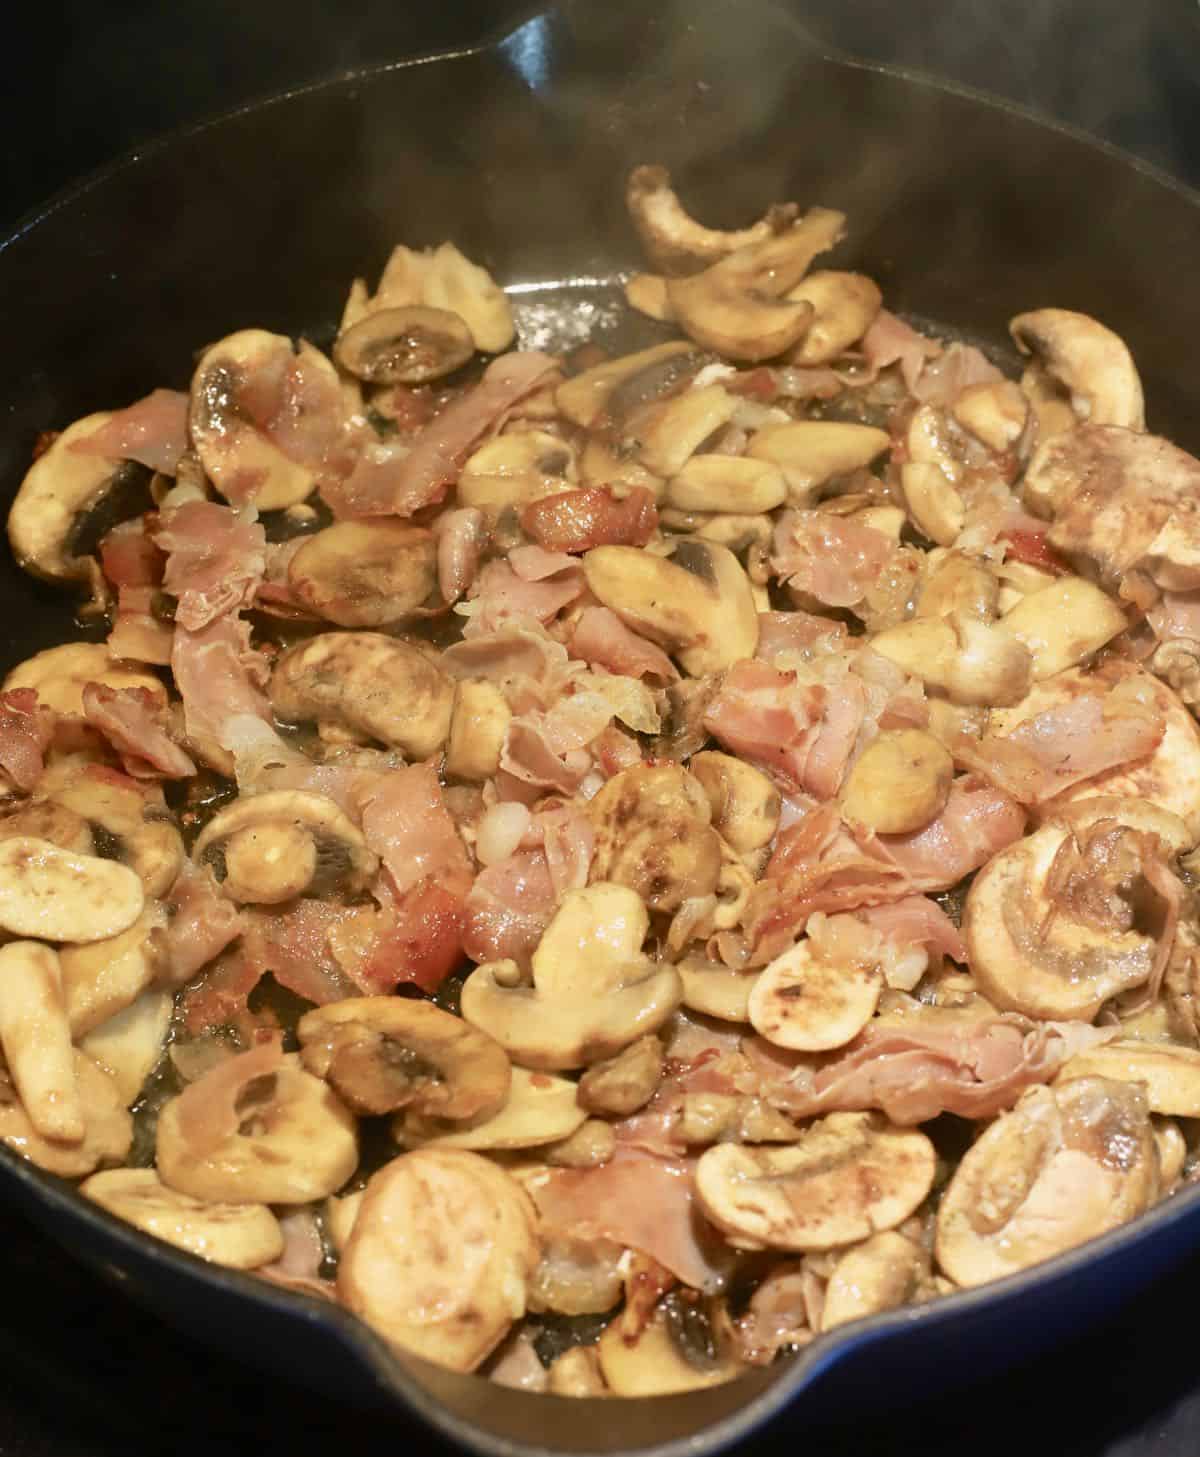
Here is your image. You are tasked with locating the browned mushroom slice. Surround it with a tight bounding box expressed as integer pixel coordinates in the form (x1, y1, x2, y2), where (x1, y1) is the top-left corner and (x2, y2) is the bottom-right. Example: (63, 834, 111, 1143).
(935, 1077, 1159, 1286)
(597, 1298, 743, 1395)
(4, 642, 164, 717)
(286, 522, 437, 626)
(748, 938, 882, 1052)
(333, 305, 474, 384)
(1055, 1039, 1200, 1116)
(785, 271, 882, 365)
(1010, 309, 1144, 430)
(400, 1066, 585, 1150)
(625, 164, 799, 276)
(298, 995, 510, 1120)
(821, 1231, 929, 1331)
(0, 1052, 131, 1178)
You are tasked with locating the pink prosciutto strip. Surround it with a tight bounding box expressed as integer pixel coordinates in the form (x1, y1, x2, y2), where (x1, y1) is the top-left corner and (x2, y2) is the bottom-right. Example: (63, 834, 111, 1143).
(569, 607, 679, 683)
(171, 616, 290, 778)
(876, 774, 1026, 891)
(162, 865, 244, 986)
(356, 762, 474, 901)
(155, 501, 267, 631)
(81, 682, 196, 779)
(71, 389, 190, 473)
(0, 689, 54, 791)
(771, 511, 894, 610)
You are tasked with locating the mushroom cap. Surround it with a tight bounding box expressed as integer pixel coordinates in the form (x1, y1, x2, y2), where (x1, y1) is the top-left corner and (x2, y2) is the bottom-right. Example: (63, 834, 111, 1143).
(821, 1231, 927, 1332)
(689, 752, 780, 854)
(785, 270, 883, 365)
(597, 1302, 742, 1396)
(748, 938, 882, 1052)
(333, 305, 474, 384)
(287, 521, 437, 627)
(1055, 1038, 1200, 1117)
(1010, 308, 1144, 430)
(399, 1065, 586, 1150)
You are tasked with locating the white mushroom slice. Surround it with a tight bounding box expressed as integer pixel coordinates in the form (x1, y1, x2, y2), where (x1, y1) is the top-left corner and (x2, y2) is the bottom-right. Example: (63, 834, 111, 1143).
(1010, 309, 1144, 430)
(78, 987, 173, 1106)
(7, 413, 152, 589)
(419, 242, 515, 354)
(458, 430, 577, 512)
(666, 208, 846, 362)
(677, 959, 758, 1023)
(1154, 1118, 1187, 1187)
(400, 1066, 586, 1150)
(4, 642, 164, 718)
(1055, 1039, 1200, 1117)
(952, 380, 1029, 452)
(190, 330, 342, 510)
(582, 539, 758, 676)
(82, 1168, 285, 1270)
(0, 941, 82, 1142)
(935, 1077, 1158, 1286)
(664, 455, 787, 515)
(445, 680, 512, 782)
(270, 632, 454, 758)
(900, 462, 965, 547)
(459, 884, 682, 1071)
(696, 1112, 936, 1251)
(597, 1304, 741, 1396)
(632, 385, 739, 478)
(0, 1052, 131, 1177)
(286, 522, 437, 627)
(748, 939, 882, 1052)
(916, 552, 1000, 621)
(689, 752, 780, 854)
(298, 995, 510, 1121)
(839, 729, 953, 836)
(333, 305, 473, 384)
(324, 1189, 364, 1254)
(337, 1149, 538, 1373)
(869, 613, 1032, 707)
(1001, 576, 1127, 678)
(0, 802, 94, 855)
(963, 810, 1178, 1020)
(0, 836, 144, 943)
(624, 272, 674, 321)
(61, 902, 167, 1037)
(746, 422, 889, 507)
(588, 764, 722, 913)
(556, 342, 697, 430)
(194, 791, 376, 904)
(785, 271, 882, 364)
(821, 1232, 927, 1332)
(46, 765, 183, 898)
(576, 1035, 664, 1116)
(156, 1056, 358, 1205)
(625, 164, 798, 275)
(547, 1346, 608, 1398)
(906, 403, 965, 484)
(579, 436, 663, 497)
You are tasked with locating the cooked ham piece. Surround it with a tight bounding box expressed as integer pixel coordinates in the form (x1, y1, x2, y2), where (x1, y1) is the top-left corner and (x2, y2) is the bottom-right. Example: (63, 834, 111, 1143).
(433, 507, 486, 604)
(876, 774, 1026, 890)
(70, 389, 190, 474)
(569, 607, 679, 682)
(441, 624, 569, 692)
(956, 690, 1165, 805)
(856, 309, 940, 391)
(752, 1016, 1117, 1125)
(81, 682, 196, 779)
(755, 610, 848, 666)
(155, 501, 267, 631)
(163, 864, 244, 986)
(322, 351, 559, 518)
(462, 847, 557, 966)
(520, 486, 658, 553)
(356, 763, 474, 901)
(771, 511, 895, 610)
(0, 688, 54, 791)
(528, 1147, 731, 1292)
(98, 518, 164, 589)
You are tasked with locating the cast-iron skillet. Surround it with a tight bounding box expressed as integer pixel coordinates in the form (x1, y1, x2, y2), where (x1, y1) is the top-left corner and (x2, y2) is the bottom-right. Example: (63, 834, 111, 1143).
(3, 1, 1200, 1452)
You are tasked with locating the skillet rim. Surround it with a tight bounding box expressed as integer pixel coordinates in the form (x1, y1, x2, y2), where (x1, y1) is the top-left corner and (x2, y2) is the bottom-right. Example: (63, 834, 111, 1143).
(4, 2, 1200, 1453)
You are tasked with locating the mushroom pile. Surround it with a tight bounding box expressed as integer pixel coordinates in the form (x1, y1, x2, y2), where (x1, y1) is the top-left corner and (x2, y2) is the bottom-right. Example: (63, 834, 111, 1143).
(5, 166, 1200, 1398)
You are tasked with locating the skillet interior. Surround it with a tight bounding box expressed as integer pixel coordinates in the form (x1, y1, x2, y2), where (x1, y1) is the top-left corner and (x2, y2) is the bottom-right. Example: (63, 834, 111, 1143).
(4, 0, 1200, 1452)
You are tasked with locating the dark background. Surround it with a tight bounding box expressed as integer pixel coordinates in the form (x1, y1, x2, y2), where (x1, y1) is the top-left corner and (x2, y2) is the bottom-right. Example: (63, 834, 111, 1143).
(4, 2, 1200, 1453)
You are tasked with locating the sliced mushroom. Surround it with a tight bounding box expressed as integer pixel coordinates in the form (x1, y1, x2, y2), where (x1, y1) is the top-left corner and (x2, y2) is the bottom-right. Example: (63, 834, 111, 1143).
(457, 429, 578, 512)
(935, 1077, 1158, 1286)
(0, 941, 82, 1142)
(542, 1118, 617, 1168)
(459, 884, 682, 1071)
(840, 729, 953, 835)
(906, 404, 966, 483)
(1001, 576, 1127, 678)
(785, 271, 882, 365)
(626, 164, 799, 276)
(156, 1055, 358, 1204)
(271, 632, 454, 757)
(4, 642, 164, 717)
(869, 613, 1032, 707)
(1055, 1039, 1200, 1117)
(400, 1065, 586, 1150)
(582, 538, 758, 675)
(748, 938, 882, 1052)
(689, 752, 780, 855)
(0, 801, 94, 854)
(963, 807, 1181, 1020)
(0, 1052, 131, 1177)
(577, 1034, 664, 1116)
(78, 987, 173, 1106)
(61, 902, 167, 1037)
(695, 1112, 936, 1251)
(597, 1301, 742, 1396)
(821, 1232, 928, 1332)
(298, 995, 510, 1120)
(666, 208, 845, 362)
(630, 384, 739, 478)
(588, 764, 723, 912)
(415, 241, 515, 354)
(547, 1346, 608, 1398)
(82, 1167, 284, 1270)
(286, 522, 437, 626)
(624, 272, 674, 321)
(333, 306, 473, 384)
(337, 1149, 538, 1372)
(0, 836, 144, 943)
(915, 552, 1000, 621)
(900, 462, 965, 547)
(44, 763, 183, 897)
(556, 342, 697, 430)
(579, 436, 664, 497)
(952, 380, 1029, 453)
(1154, 1117, 1187, 1187)
(677, 1091, 801, 1146)
(7, 414, 154, 593)
(746, 421, 890, 507)
(664, 455, 787, 515)
(324, 1189, 364, 1254)
(194, 791, 376, 904)
(190, 330, 343, 510)
(677, 960, 758, 1023)
(444, 680, 512, 782)
(1010, 309, 1144, 430)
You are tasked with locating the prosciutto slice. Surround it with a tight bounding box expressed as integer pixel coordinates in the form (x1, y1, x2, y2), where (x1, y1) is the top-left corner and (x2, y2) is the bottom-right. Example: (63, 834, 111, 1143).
(0, 688, 54, 791)
(163, 865, 244, 986)
(356, 763, 474, 901)
(81, 683, 196, 779)
(856, 309, 940, 391)
(876, 774, 1027, 890)
(155, 501, 267, 631)
(520, 486, 658, 553)
(108, 586, 174, 666)
(771, 511, 895, 611)
(465, 558, 584, 636)
(322, 351, 559, 518)
(911, 342, 1004, 409)
(569, 607, 679, 683)
(71, 389, 190, 474)
(462, 848, 557, 967)
(98, 518, 164, 590)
